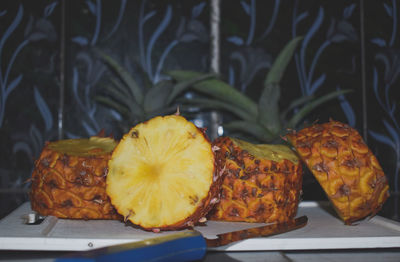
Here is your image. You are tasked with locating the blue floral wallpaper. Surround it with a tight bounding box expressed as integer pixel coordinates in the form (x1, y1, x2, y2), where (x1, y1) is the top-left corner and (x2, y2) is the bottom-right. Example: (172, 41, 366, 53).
(0, 0, 399, 221)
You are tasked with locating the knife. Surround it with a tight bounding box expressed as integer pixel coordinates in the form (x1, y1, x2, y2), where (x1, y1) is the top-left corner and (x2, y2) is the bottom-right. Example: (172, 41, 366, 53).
(55, 215, 307, 262)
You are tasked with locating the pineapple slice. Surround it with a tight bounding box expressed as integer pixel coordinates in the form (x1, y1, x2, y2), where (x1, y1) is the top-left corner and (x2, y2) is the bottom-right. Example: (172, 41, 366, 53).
(30, 136, 120, 220)
(209, 137, 303, 224)
(106, 115, 220, 231)
(286, 120, 390, 224)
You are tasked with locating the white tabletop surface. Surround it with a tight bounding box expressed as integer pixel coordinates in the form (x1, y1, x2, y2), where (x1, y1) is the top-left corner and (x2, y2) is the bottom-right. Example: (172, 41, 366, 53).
(1, 201, 400, 252)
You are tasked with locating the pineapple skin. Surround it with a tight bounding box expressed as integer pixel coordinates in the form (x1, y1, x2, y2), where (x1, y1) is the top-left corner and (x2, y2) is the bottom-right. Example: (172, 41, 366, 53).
(30, 138, 121, 220)
(286, 120, 390, 224)
(209, 137, 303, 224)
(106, 115, 223, 231)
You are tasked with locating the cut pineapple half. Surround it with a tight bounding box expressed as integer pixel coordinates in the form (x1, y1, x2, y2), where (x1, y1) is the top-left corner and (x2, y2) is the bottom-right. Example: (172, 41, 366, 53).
(30, 136, 120, 220)
(286, 120, 390, 224)
(209, 137, 303, 224)
(107, 115, 218, 230)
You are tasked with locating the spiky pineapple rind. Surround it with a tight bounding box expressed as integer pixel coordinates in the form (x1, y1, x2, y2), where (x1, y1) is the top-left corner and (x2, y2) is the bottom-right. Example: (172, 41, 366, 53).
(30, 137, 120, 220)
(286, 120, 390, 224)
(209, 136, 303, 224)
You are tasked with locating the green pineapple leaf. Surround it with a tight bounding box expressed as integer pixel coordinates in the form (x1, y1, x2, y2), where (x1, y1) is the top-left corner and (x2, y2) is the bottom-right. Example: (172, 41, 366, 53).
(167, 70, 258, 116)
(96, 50, 144, 105)
(134, 61, 154, 90)
(287, 89, 352, 128)
(167, 73, 215, 104)
(145, 105, 179, 119)
(98, 79, 144, 118)
(264, 36, 303, 85)
(280, 95, 315, 120)
(223, 121, 276, 143)
(257, 37, 303, 136)
(257, 83, 281, 136)
(105, 77, 131, 98)
(178, 97, 256, 121)
(143, 81, 173, 113)
(95, 96, 134, 119)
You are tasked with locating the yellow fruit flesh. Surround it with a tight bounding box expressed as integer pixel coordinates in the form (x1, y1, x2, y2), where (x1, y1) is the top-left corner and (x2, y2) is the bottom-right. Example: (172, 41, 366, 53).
(230, 138, 299, 163)
(48, 137, 116, 156)
(107, 115, 215, 229)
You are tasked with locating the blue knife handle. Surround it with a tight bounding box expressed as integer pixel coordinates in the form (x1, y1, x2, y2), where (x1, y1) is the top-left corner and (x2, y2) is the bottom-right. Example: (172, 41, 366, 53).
(55, 231, 206, 262)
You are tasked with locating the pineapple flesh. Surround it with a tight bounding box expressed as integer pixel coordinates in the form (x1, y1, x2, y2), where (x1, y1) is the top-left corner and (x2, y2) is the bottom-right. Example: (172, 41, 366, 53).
(209, 137, 303, 224)
(30, 136, 120, 220)
(106, 115, 221, 231)
(286, 120, 390, 224)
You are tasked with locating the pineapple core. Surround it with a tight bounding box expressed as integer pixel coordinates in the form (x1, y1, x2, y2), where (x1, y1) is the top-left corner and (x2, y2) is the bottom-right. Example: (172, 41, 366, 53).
(107, 115, 215, 230)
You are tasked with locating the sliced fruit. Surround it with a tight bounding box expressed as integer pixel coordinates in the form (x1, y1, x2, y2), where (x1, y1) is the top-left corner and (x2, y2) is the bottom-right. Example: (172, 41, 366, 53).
(106, 115, 221, 231)
(30, 136, 120, 220)
(286, 120, 390, 224)
(209, 136, 303, 223)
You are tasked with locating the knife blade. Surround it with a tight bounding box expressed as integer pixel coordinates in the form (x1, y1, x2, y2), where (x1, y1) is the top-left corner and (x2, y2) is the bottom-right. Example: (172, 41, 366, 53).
(55, 215, 307, 262)
(205, 215, 308, 247)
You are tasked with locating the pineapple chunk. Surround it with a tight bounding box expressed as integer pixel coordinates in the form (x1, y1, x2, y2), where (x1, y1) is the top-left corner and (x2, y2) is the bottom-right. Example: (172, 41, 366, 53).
(209, 137, 303, 224)
(30, 136, 120, 220)
(286, 120, 390, 224)
(107, 115, 219, 230)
